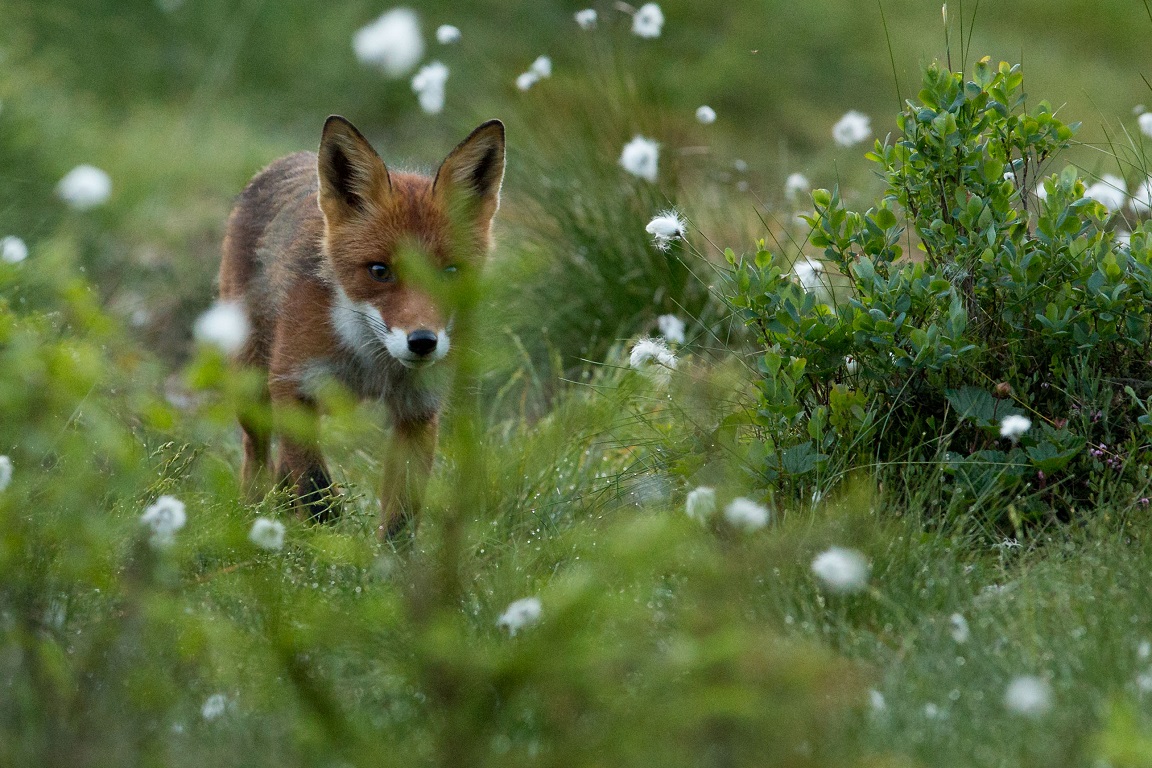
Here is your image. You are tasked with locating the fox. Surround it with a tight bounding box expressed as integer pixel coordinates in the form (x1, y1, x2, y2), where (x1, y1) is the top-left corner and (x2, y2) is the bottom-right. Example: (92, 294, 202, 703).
(218, 115, 506, 539)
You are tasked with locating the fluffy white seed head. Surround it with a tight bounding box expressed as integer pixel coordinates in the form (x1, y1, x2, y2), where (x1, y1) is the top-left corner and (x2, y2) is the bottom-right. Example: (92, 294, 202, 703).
(529, 55, 552, 78)
(194, 301, 250, 355)
(620, 136, 660, 182)
(1004, 675, 1053, 717)
(1085, 173, 1127, 213)
(353, 8, 425, 77)
(645, 209, 686, 251)
(0, 455, 11, 492)
(832, 110, 872, 147)
(249, 518, 286, 551)
(435, 24, 460, 44)
(949, 612, 970, 644)
(632, 2, 664, 38)
(1141, 112, 1152, 138)
(575, 8, 598, 29)
(784, 172, 811, 202)
(141, 495, 187, 548)
(1, 236, 28, 264)
(685, 486, 716, 523)
(869, 689, 887, 712)
(515, 71, 539, 91)
(999, 414, 1031, 441)
(696, 105, 716, 125)
(201, 693, 229, 721)
(497, 596, 542, 635)
(723, 497, 770, 531)
(811, 547, 870, 593)
(657, 314, 686, 345)
(630, 337, 677, 368)
(57, 165, 112, 210)
(629, 337, 677, 386)
(411, 61, 449, 114)
(793, 256, 826, 294)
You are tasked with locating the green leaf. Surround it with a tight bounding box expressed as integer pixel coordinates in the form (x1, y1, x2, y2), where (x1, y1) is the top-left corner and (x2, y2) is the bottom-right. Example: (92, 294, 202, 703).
(781, 442, 825, 475)
(945, 386, 1021, 428)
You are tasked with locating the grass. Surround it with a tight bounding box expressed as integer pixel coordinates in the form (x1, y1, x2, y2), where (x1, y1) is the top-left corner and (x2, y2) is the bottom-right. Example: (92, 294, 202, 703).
(7, 0, 1152, 765)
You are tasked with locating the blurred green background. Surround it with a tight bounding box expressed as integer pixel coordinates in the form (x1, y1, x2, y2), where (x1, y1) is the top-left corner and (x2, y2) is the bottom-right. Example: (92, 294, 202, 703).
(5, 0, 1152, 363)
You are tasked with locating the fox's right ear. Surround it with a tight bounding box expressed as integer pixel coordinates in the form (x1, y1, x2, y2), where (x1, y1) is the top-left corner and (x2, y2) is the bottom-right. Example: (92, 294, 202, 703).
(317, 116, 391, 221)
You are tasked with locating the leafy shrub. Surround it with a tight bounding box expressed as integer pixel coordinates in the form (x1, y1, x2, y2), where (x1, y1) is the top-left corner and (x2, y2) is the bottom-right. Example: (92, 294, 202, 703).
(728, 59, 1152, 528)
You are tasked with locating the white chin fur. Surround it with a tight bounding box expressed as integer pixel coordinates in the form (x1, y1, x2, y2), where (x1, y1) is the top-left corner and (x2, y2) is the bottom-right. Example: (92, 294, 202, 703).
(330, 286, 450, 366)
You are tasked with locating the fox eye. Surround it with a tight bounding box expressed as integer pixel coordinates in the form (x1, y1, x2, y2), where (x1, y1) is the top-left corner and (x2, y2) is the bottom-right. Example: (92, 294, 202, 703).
(367, 263, 395, 283)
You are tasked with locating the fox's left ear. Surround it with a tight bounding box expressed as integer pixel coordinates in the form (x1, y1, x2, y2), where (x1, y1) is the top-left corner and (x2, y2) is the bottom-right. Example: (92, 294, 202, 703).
(433, 120, 506, 227)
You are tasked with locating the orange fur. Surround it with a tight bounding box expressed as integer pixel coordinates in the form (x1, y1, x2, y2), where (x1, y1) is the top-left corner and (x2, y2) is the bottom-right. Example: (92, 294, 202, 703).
(219, 116, 505, 539)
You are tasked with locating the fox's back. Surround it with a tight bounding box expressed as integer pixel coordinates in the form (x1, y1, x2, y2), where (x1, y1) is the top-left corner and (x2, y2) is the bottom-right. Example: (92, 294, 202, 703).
(219, 152, 325, 364)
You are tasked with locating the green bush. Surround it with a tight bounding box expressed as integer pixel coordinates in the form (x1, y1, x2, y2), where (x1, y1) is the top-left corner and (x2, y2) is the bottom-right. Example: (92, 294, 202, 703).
(728, 60, 1152, 529)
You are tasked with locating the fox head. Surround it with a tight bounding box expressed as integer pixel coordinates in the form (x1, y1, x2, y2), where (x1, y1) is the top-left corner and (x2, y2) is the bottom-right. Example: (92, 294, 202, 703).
(316, 115, 505, 368)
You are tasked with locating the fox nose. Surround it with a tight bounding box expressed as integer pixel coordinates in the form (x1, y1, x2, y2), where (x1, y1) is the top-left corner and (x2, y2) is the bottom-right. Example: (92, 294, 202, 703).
(407, 330, 438, 356)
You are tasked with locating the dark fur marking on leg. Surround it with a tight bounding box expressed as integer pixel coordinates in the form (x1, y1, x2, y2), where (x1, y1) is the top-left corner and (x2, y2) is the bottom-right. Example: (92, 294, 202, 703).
(300, 467, 339, 523)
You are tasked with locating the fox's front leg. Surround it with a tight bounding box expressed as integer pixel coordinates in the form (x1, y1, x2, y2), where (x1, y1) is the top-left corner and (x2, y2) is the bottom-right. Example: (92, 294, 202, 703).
(270, 382, 338, 523)
(379, 415, 439, 541)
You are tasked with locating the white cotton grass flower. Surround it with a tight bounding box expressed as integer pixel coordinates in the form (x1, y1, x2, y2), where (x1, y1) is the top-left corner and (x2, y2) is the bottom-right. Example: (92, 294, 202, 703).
(793, 256, 826, 294)
(57, 165, 112, 210)
(645, 209, 686, 251)
(1084, 173, 1127, 213)
(949, 613, 970, 644)
(0, 456, 12, 492)
(575, 8, 597, 28)
(869, 689, 887, 712)
(193, 300, 250, 355)
(1131, 177, 1152, 214)
(784, 173, 811, 202)
(620, 135, 660, 182)
(249, 517, 286, 551)
(657, 314, 686, 345)
(696, 105, 717, 125)
(411, 61, 449, 114)
(999, 414, 1031, 442)
(140, 495, 187, 548)
(723, 497, 770, 531)
(1, 236, 28, 264)
(684, 486, 716, 523)
(1140, 112, 1152, 139)
(529, 55, 552, 79)
(353, 8, 425, 78)
(497, 596, 542, 635)
(435, 24, 460, 44)
(1139, 639, 1151, 661)
(631, 2, 664, 38)
(1004, 675, 1054, 717)
(514, 56, 552, 92)
(201, 693, 230, 721)
(629, 337, 677, 386)
(832, 110, 872, 147)
(811, 547, 870, 594)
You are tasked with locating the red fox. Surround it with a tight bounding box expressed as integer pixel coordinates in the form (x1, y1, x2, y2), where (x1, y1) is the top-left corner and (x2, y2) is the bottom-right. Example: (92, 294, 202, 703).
(218, 116, 505, 539)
